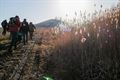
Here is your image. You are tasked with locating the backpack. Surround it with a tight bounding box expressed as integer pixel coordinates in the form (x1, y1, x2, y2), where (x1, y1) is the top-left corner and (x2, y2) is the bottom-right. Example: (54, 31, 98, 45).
(21, 22, 29, 32)
(29, 24, 35, 32)
(1, 20, 7, 35)
(1, 20, 7, 28)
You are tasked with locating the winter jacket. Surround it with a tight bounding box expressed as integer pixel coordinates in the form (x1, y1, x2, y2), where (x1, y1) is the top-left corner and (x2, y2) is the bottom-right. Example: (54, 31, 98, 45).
(29, 24, 36, 32)
(15, 19, 21, 27)
(8, 23, 19, 32)
(20, 21, 29, 32)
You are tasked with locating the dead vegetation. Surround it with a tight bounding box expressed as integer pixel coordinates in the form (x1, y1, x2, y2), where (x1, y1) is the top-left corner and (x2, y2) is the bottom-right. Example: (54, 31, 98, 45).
(35, 5, 120, 80)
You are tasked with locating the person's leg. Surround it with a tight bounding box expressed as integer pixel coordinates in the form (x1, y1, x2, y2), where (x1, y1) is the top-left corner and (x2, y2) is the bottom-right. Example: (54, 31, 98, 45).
(18, 32, 22, 43)
(8, 32, 14, 52)
(13, 32, 18, 50)
(17, 33, 20, 44)
(23, 32, 26, 45)
(29, 32, 32, 40)
(26, 32, 28, 43)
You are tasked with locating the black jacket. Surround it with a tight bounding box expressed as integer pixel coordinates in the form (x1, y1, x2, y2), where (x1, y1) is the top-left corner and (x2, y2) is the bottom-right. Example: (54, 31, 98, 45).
(20, 21, 29, 32)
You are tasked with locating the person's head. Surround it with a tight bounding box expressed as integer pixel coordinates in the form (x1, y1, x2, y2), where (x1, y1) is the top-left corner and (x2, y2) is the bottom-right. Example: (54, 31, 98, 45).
(23, 19, 27, 22)
(15, 15, 20, 20)
(15, 15, 19, 19)
(30, 22, 32, 24)
(10, 17, 14, 23)
(4, 20, 7, 23)
(10, 17, 13, 21)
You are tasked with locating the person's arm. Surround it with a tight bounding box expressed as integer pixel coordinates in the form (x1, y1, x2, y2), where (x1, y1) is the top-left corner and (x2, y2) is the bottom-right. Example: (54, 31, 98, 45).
(27, 22, 29, 31)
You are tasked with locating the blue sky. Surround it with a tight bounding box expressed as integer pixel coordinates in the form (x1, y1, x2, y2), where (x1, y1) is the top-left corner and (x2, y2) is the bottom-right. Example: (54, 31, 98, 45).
(0, 0, 119, 24)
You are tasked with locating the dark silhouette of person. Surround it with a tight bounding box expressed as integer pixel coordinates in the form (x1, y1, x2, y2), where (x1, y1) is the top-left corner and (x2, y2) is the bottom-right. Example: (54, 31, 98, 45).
(29, 22, 36, 40)
(1, 20, 8, 35)
(15, 16, 22, 43)
(8, 16, 21, 52)
(20, 19, 29, 45)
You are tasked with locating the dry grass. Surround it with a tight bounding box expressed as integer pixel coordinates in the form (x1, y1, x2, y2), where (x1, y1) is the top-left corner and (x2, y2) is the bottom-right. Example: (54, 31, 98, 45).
(35, 5, 120, 80)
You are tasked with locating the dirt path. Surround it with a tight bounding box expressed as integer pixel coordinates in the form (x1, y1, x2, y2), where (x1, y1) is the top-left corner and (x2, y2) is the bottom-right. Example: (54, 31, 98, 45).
(0, 31, 55, 80)
(19, 36, 48, 80)
(0, 41, 36, 80)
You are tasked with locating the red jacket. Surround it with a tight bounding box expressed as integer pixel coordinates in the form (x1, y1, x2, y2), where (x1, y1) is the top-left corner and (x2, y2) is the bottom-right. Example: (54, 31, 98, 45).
(15, 19, 21, 27)
(8, 24, 19, 32)
(8, 19, 21, 32)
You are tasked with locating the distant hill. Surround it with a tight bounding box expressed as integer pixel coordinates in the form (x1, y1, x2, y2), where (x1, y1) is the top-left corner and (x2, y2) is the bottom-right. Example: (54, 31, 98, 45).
(35, 19, 63, 28)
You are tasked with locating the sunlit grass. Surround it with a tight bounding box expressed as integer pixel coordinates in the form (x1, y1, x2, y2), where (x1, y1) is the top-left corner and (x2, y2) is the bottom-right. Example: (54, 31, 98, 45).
(35, 3, 120, 80)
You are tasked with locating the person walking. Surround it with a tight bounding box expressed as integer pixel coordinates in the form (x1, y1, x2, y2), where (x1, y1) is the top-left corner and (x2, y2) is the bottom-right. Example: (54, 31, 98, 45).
(1, 20, 8, 35)
(20, 19, 29, 45)
(8, 16, 21, 52)
(29, 22, 36, 40)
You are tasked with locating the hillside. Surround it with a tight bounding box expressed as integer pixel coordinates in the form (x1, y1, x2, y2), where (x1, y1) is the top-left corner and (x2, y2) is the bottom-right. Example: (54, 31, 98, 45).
(35, 19, 63, 28)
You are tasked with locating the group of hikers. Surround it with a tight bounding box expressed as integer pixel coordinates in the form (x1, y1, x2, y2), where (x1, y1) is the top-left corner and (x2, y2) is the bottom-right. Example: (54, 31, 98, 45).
(1, 15, 36, 52)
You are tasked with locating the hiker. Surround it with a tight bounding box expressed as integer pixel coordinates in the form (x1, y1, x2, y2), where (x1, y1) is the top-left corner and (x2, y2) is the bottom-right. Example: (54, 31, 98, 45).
(7, 16, 21, 52)
(29, 22, 36, 40)
(14, 16, 21, 27)
(1, 20, 8, 35)
(20, 19, 29, 45)
(9, 16, 21, 40)
(14, 16, 22, 43)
